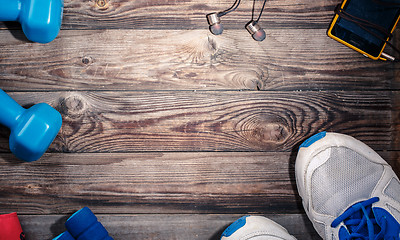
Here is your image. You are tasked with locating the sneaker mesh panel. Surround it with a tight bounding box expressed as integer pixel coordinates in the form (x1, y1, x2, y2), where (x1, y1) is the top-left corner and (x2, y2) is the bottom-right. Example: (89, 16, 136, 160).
(384, 177, 400, 203)
(311, 147, 384, 216)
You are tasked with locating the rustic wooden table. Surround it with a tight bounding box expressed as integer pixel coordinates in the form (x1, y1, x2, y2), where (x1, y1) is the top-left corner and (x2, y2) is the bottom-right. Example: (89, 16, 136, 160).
(0, 0, 399, 239)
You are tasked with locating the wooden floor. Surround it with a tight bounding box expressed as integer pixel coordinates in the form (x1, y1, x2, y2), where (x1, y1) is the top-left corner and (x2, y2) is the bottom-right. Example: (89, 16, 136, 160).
(1, 0, 400, 239)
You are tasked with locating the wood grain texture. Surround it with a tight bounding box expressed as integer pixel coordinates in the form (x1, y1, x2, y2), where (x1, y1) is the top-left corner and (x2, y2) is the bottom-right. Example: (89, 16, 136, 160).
(0, 0, 337, 31)
(1, 0, 399, 238)
(0, 151, 397, 216)
(0, 152, 299, 214)
(0, 29, 396, 91)
(0, 91, 393, 153)
(19, 214, 320, 240)
(391, 92, 400, 175)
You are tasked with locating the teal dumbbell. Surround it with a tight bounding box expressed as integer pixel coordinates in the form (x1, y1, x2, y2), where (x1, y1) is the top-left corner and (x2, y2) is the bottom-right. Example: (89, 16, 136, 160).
(0, 0, 63, 43)
(0, 89, 62, 162)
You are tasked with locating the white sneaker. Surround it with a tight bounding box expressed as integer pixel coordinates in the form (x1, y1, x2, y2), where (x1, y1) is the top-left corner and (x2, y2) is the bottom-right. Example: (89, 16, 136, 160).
(296, 132, 400, 239)
(220, 216, 297, 240)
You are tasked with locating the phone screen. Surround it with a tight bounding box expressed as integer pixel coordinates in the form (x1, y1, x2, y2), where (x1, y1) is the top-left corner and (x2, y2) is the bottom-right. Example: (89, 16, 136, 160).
(330, 0, 400, 57)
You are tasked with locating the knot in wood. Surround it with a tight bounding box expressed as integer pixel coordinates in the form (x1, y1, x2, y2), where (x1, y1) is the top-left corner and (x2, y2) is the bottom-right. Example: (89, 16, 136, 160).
(95, 0, 109, 9)
(25, 184, 42, 194)
(81, 56, 93, 65)
(238, 113, 289, 149)
(247, 79, 264, 90)
(229, 69, 268, 90)
(59, 94, 87, 117)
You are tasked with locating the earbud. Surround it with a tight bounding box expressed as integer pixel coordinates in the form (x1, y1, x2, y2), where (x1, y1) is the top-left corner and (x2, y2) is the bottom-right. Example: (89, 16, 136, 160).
(207, 0, 267, 41)
(245, 21, 266, 41)
(207, 13, 223, 35)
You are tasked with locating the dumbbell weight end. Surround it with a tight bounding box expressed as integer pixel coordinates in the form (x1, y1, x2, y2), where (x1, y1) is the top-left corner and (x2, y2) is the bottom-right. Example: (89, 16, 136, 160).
(0, 89, 62, 162)
(0, 0, 21, 21)
(0, 0, 63, 43)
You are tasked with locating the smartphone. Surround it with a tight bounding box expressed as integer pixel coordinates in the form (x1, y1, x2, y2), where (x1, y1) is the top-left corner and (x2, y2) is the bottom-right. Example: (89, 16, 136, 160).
(327, 0, 400, 60)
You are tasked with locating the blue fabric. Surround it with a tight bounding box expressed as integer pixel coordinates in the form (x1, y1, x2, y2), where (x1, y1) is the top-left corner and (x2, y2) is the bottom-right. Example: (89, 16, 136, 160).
(331, 197, 400, 240)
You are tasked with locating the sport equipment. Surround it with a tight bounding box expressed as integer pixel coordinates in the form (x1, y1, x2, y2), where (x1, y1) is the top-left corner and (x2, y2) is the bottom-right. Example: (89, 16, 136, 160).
(0, 89, 62, 162)
(296, 132, 400, 239)
(0, 0, 63, 43)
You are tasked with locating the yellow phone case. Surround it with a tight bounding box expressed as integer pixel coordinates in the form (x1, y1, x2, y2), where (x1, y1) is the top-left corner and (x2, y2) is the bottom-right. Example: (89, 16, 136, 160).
(327, 0, 400, 60)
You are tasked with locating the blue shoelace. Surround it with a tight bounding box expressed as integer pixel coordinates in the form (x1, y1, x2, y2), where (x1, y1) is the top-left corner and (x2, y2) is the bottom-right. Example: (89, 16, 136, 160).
(331, 197, 398, 240)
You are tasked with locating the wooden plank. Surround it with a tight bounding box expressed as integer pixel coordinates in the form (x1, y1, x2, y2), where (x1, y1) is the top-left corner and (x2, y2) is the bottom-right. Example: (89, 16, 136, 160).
(391, 92, 400, 175)
(0, 152, 305, 214)
(0, 91, 393, 153)
(0, 150, 397, 215)
(0, 0, 337, 30)
(18, 214, 320, 240)
(0, 29, 396, 91)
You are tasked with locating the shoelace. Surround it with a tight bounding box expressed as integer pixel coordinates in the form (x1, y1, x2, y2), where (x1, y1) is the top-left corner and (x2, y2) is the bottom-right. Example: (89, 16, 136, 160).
(331, 197, 396, 240)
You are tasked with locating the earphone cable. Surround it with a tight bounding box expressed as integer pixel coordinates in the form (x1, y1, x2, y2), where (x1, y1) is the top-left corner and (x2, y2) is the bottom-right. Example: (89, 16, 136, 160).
(252, 0, 268, 23)
(335, 5, 392, 38)
(219, 0, 242, 16)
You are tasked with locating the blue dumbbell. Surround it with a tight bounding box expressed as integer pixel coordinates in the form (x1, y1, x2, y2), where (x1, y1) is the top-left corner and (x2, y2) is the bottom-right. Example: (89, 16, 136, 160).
(62, 207, 113, 240)
(0, 89, 62, 162)
(0, 0, 63, 43)
(53, 231, 75, 240)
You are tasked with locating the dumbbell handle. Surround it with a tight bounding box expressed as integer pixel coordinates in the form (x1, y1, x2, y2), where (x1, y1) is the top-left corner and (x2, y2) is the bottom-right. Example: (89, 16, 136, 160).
(0, 89, 25, 129)
(0, 0, 21, 21)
